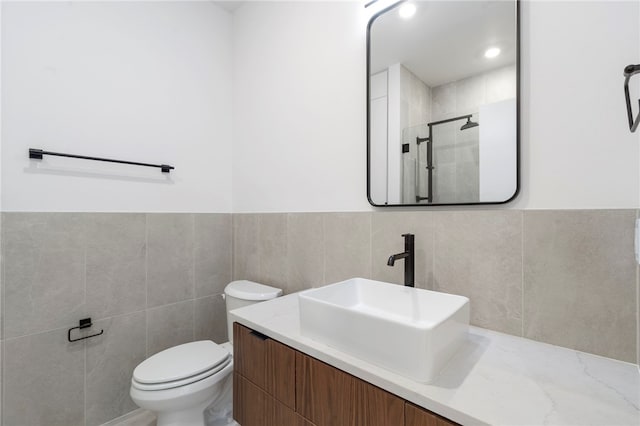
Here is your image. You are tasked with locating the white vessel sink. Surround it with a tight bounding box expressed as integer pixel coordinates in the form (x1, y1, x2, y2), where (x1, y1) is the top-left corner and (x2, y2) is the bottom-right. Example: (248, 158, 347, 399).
(298, 278, 469, 383)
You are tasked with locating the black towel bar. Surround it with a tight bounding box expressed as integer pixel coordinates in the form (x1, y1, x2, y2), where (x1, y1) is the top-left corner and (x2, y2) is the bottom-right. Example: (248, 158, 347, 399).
(29, 148, 174, 173)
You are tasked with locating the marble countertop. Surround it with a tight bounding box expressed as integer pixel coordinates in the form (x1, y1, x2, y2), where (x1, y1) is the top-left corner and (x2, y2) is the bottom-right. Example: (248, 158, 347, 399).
(230, 293, 640, 426)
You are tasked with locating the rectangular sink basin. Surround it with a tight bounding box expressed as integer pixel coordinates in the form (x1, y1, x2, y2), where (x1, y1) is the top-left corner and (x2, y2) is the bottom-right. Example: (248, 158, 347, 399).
(298, 278, 469, 383)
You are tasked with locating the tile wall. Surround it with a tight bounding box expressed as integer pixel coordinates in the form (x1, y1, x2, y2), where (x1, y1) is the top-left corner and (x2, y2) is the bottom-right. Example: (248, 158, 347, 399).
(0, 213, 231, 426)
(0, 209, 637, 426)
(430, 64, 516, 203)
(233, 210, 638, 364)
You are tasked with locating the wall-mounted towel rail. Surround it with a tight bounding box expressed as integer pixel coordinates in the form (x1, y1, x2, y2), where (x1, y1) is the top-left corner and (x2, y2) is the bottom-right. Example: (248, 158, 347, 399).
(624, 64, 640, 133)
(29, 148, 175, 173)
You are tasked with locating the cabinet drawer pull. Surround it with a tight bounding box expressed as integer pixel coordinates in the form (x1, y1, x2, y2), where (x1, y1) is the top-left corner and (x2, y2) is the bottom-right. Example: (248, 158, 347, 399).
(249, 330, 269, 341)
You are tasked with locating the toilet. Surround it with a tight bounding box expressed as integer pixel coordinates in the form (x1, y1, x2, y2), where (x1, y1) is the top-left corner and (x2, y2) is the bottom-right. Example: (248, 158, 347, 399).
(130, 280, 283, 426)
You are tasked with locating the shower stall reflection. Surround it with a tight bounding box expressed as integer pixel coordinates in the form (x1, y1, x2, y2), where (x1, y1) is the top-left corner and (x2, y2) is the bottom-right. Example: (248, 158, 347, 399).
(403, 113, 480, 204)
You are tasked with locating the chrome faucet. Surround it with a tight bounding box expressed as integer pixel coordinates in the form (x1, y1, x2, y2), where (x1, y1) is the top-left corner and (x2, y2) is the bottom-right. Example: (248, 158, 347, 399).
(387, 233, 415, 287)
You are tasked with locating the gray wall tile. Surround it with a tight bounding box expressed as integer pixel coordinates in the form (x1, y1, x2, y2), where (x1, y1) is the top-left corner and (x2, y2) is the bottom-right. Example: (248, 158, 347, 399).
(523, 210, 637, 362)
(146, 214, 195, 308)
(433, 210, 523, 335)
(3, 213, 87, 338)
(194, 214, 232, 298)
(86, 311, 146, 426)
(286, 213, 324, 293)
(195, 295, 228, 343)
(371, 212, 434, 289)
(146, 300, 195, 357)
(257, 214, 288, 288)
(0, 341, 2, 424)
(0, 215, 2, 342)
(232, 214, 260, 281)
(232, 214, 287, 289)
(324, 213, 372, 283)
(86, 214, 146, 319)
(1, 208, 636, 426)
(3, 328, 84, 426)
(431, 82, 456, 120)
(455, 74, 484, 112)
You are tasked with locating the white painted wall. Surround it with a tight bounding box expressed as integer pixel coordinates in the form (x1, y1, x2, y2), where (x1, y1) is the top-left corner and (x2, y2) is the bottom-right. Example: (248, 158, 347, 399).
(2, 1, 637, 213)
(514, 0, 639, 209)
(232, 1, 370, 212)
(1, 1, 233, 212)
(233, 1, 640, 212)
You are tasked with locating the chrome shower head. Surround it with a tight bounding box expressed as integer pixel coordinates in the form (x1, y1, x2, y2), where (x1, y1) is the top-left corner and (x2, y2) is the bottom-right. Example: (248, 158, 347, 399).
(460, 117, 479, 130)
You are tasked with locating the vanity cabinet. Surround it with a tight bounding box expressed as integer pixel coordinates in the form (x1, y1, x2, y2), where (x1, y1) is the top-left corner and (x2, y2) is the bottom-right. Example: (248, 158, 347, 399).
(233, 323, 457, 426)
(405, 402, 457, 426)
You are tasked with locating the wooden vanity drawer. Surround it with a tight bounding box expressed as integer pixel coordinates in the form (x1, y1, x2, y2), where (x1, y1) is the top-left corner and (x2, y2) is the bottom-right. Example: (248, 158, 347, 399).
(233, 322, 296, 408)
(296, 352, 405, 426)
(234, 373, 312, 426)
(405, 402, 458, 426)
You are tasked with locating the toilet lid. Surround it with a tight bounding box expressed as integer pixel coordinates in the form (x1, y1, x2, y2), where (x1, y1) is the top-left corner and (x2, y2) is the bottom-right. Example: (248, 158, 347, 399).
(131, 356, 231, 391)
(133, 341, 230, 384)
(224, 280, 283, 301)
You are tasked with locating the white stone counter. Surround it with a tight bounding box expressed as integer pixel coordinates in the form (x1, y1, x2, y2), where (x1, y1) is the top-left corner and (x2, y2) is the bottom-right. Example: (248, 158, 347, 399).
(230, 293, 640, 426)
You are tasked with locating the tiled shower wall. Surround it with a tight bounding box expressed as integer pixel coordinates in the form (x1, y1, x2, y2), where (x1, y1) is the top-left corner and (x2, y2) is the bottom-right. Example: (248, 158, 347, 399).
(0, 213, 232, 426)
(0, 209, 637, 426)
(233, 210, 638, 365)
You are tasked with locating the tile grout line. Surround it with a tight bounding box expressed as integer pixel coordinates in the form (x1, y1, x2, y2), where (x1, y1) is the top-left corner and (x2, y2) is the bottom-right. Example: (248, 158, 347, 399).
(322, 213, 326, 285)
(83, 214, 88, 426)
(231, 213, 235, 282)
(1, 212, 4, 424)
(369, 212, 372, 280)
(285, 213, 290, 292)
(431, 215, 438, 290)
(145, 213, 149, 358)
(521, 210, 525, 338)
(2, 302, 178, 344)
(432, 213, 436, 291)
(191, 214, 196, 342)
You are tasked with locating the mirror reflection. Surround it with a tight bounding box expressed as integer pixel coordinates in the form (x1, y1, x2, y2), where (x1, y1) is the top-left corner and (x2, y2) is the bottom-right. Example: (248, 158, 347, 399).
(368, 0, 518, 206)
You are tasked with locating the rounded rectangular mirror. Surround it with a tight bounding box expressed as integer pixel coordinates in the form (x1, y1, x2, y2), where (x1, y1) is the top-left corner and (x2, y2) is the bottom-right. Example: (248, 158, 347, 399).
(367, 0, 519, 206)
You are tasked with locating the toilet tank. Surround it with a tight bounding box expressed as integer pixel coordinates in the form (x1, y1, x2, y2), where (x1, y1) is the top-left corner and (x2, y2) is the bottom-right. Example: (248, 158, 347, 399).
(224, 280, 283, 343)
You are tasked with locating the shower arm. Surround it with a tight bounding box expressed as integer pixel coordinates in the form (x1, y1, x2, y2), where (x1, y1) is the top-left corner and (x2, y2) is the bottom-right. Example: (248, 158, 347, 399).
(624, 64, 640, 133)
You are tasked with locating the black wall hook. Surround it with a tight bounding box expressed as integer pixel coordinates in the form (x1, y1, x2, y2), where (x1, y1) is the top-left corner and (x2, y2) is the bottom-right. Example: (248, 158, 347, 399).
(68, 318, 104, 343)
(624, 64, 640, 132)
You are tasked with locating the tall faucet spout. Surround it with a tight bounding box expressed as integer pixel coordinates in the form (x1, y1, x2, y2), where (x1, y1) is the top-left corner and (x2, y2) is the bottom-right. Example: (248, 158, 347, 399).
(386, 234, 415, 287)
(387, 252, 409, 266)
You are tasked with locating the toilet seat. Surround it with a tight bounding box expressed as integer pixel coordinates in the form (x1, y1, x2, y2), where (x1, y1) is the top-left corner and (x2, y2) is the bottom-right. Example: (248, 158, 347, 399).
(132, 341, 231, 391)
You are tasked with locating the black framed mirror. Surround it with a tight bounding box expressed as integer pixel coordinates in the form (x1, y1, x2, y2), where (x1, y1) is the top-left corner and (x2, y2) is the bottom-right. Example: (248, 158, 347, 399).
(367, 0, 519, 206)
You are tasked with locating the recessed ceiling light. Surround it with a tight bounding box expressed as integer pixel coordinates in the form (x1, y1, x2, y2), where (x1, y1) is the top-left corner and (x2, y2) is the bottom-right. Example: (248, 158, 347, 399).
(398, 3, 416, 19)
(484, 47, 501, 59)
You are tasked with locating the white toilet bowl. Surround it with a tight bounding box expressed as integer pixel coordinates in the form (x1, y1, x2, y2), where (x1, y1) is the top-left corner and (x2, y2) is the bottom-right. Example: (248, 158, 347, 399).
(130, 280, 283, 426)
(130, 341, 233, 426)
